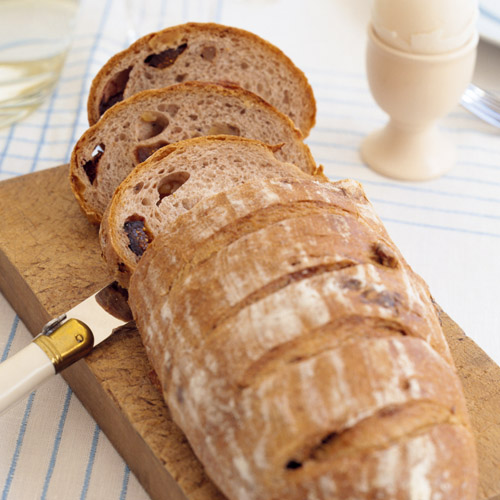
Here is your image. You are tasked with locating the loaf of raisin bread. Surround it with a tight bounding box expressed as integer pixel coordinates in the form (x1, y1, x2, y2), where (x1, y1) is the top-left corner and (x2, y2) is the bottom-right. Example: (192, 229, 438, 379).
(70, 82, 317, 224)
(128, 177, 477, 500)
(99, 136, 324, 287)
(86, 22, 316, 136)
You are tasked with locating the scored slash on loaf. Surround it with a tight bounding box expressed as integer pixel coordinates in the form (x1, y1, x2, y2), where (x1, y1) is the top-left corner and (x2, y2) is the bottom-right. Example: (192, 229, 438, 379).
(128, 177, 477, 499)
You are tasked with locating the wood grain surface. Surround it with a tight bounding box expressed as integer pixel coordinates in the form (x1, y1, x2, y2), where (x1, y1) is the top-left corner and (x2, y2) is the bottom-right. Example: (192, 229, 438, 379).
(0, 165, 499, 500)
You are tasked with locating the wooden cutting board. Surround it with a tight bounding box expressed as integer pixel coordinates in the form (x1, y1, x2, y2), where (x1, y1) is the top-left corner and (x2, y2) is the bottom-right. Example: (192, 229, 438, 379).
(0, 165, 499, 500)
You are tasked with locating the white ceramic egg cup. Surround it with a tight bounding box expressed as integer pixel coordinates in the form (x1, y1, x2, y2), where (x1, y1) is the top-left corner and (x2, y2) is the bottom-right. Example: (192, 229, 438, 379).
(361, 25, 478, 181)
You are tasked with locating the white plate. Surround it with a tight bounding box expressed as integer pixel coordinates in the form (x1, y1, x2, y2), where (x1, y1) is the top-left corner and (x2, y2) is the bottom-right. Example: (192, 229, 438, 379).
(478, 0, 500, 46)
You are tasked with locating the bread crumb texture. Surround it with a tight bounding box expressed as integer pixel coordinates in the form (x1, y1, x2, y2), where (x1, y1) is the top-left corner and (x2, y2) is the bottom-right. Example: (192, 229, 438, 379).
(71, 82, 316, 224)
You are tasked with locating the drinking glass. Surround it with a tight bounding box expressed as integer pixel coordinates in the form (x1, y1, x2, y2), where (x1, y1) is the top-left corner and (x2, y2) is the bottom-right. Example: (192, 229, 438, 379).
(0, 0, 79, 128)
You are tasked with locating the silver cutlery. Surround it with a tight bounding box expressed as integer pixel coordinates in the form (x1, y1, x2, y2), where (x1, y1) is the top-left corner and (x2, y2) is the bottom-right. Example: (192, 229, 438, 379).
(461, 83, 500, 128)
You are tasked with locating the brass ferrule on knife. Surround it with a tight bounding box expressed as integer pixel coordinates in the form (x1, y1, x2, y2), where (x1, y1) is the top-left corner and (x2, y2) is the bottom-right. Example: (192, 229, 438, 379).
(34, 319, 94, 373)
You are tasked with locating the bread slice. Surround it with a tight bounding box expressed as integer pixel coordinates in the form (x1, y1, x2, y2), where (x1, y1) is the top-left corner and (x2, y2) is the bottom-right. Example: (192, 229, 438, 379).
(128, 177, 477, 500)
(70, 81, 318, 224)
(99, 136, 323, 287)
(86, 22, 316, 135)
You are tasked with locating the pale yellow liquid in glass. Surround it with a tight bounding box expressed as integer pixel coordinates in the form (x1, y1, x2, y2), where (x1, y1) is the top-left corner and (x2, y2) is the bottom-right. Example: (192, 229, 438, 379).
(0, 0, 78, 128)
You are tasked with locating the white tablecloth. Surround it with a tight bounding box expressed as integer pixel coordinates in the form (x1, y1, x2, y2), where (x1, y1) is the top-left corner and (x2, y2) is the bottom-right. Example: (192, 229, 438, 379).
(1, 0, 499, 498)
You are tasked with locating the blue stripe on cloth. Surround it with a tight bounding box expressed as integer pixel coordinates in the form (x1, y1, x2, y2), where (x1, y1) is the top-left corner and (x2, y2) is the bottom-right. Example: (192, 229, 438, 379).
(97, 35, 128, 50)
(442, 125, 500, 137)
(352, 177, 500, 205)
(304, 67, 365, 79)
(159, 0, 167, 31)
(315, 110, 382, 123)
(214, 0, 224, 22)
(317, 157, 500, 189)
(3, 153, 66, 164)
(457, 160, 500, 171)
(315, 95, 373, 107)
(312, 127, 367, 137)
(0, 137, 70, 146)
(1, 316, 19, 362)
(8, 122, 87, 130)
(80, 424, 101, 500)
(119, 466, 130, 500)
(451, 143, 500, 155)
(0, 170, 30, 177)
(308, 140, 359, 151)
(381, 216, 500, 239)
(370, 197, 500, 221)
(0, 38, 51, 52)
(59, 73, 97, 84)
(30, 87, 61, 173)
(480, 6, 500, 24)
(445, 174, 500, 187)
(1, 393, 36, 500)
(311, 143, 500, 171)
(41, 386, 73, 500)
(64, 0, 114, 164)
(321, 171, 500, 222)
(5, 120, 64, 129)
(41, 108, 88, 115)
(65, 57, 99, 69)
(0, 124, 16, 172)
(311, 81, 369, 93)
(314, 158, 363, 169)
(56, 90, 89, 99)
(69, 33, 125, 50)
(311, 137, 500, 161)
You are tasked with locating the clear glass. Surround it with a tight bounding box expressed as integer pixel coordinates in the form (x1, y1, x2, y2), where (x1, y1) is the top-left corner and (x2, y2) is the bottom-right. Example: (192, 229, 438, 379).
(0, 0, 79, 128)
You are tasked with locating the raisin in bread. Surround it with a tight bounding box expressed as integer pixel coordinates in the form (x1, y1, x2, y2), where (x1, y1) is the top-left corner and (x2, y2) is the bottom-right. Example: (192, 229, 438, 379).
(100, 136, 324, 287)
(70, 82, 317, 224)
(128, 177, 477, 500)
(87, 22, 316, 136)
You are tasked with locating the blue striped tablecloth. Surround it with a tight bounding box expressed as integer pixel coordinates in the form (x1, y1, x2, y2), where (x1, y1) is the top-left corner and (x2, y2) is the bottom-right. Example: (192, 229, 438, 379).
(1, 0, 499, 498)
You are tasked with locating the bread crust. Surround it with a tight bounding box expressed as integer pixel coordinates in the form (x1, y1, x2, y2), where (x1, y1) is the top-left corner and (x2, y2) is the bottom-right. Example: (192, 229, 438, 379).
(163, 213, 453, 369)
(87, 22, 316, 136)
(71, 82, 317, 224)
(128, 177, 478, 499)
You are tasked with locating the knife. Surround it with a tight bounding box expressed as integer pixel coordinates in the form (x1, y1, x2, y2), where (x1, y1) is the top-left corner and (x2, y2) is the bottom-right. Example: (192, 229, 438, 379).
(0, 282, 133, 414)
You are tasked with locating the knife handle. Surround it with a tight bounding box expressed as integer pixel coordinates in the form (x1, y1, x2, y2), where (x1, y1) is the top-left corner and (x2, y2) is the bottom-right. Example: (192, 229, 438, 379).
(0, 319, 94, 414)
(0, 343, 55, 414)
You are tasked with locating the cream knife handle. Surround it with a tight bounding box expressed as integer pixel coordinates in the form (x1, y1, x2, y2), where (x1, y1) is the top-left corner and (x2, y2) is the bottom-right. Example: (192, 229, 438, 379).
(0, 343, 55, 414)
(0, 318, 94, 414)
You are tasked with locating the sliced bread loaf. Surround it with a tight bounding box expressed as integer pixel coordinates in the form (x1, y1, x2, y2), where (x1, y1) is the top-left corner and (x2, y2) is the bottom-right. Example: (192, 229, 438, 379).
(87, 22, 316, 135)
(70, 81, 318, 224)
(128, 177, 476, 500)
(99, 136, 324, 287)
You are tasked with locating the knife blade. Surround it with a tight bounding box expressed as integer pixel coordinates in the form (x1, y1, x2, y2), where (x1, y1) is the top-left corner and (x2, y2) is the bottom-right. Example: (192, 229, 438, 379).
(0, 281, 133, 414)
